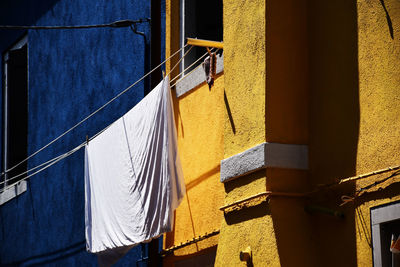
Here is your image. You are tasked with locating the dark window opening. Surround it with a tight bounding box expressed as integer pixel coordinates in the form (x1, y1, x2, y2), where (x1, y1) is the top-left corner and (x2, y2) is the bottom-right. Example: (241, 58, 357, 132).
(180, 0, 223, 75)
(380, 219, 400, 267)
(371, 201, 400, 267)
(2, 38, 28, 188)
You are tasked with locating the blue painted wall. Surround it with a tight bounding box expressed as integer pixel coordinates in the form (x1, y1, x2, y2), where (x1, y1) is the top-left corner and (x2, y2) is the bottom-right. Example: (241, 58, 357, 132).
(0, 0, 163, 266)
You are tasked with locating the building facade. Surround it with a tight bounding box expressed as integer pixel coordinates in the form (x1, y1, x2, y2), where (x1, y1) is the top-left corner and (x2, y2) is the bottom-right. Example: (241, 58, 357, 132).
(2, 0, 400, 266)
(0, 0, 165, 266)
(164, 0, 400, 266)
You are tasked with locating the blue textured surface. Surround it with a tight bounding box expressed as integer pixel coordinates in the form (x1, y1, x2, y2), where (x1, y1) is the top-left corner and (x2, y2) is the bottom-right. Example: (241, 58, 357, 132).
(0, 0, 161, 266)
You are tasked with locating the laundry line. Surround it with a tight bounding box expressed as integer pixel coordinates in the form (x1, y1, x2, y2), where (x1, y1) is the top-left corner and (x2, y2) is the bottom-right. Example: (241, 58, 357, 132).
(0, 120, 115, 191)
(170, 48, 220, 88)
(1, 43, 189, 180)
(0, 44, 216, 192)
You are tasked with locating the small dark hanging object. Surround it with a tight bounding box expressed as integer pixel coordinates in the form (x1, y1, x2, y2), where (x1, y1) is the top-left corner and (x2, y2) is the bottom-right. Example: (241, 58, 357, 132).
(202, 50, 217, 89)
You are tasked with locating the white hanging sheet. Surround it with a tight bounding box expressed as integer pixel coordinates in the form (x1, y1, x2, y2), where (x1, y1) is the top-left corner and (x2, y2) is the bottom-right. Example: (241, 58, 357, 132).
(84, 77, 185, 266)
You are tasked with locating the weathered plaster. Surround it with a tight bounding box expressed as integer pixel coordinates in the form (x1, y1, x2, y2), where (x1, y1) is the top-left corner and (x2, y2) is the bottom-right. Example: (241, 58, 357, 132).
(220, 142, 308, 183)
(175, 54, 223, 98)
(215, 1, 280, 266)
(0, 181, 27, 205)
(354, 1, 400, 266)
(0, 0, 154, 265)
(222, 0, 266, 159)
(163, 71, 225, 265)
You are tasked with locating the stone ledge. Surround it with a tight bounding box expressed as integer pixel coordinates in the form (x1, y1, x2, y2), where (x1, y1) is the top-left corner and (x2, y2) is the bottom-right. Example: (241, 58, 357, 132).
(220, 142, 308, 183)
(0, 180, 27, 205)
(175, 54, 224, 98)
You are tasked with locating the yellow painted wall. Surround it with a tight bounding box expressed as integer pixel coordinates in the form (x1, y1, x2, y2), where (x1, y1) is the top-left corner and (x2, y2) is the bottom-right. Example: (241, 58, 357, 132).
(356, 0, 400, 173)
(217, 0, 319, 266)
(308, 0, 400, 266)
(165, 0, 400, 266)
(266, 0, 308, 145)
(355, 0, 400, 265)
(265, 1, 316, 266)
(163, 74, 225, 265)
(222, 0, 266, 159)
(164, 1, 226, 265)
(215, 0, 280, 266)
(307, 1, 359, 265)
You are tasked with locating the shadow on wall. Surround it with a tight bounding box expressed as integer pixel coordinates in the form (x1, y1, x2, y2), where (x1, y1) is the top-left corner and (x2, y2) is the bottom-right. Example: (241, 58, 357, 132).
(163, 245, 218, 267)
(357, 181, 400, 205)
(379, 0, 394, 39)
(0, 0, 61, 49)
(186, 165, 220, 191)
(223, 170, 270, 225)
(1, 240, 87, 266)
(307, 0, 360, 266)
(264, 0, 362, 265)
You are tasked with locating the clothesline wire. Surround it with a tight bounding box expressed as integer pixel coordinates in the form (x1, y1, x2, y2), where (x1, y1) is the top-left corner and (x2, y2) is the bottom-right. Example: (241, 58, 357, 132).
(0, 142, 85, 193)
(0, 143, 83, 187)
(1, 43, 189, 178)
(0, 45, 212, 191)
(0, 118, 115, 189)
(170, 47, 214, 84)
(166, 45, 193, 77)
(170, 48, 220, 88)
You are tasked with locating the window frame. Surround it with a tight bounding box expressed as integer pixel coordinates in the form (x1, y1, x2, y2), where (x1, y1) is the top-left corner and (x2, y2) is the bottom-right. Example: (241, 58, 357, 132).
(0, 35, 28, 204)
(179, 0, 223, 77)
(371, 201, 400, 266)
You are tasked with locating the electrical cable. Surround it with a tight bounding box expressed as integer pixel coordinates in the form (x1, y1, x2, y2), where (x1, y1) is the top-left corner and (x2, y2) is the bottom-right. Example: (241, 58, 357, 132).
(0, 19, 150, 30)
(1, 43, 189, 178)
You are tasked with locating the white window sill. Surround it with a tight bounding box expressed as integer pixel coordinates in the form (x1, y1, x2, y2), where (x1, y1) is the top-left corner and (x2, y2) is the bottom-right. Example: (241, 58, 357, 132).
(0, 180, 27, 205)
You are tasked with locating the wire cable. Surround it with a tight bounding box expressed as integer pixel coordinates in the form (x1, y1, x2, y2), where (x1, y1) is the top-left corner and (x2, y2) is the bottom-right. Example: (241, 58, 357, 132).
(166, 45, 193, 77)
(170, 48, 219, 88)
(0, 44, 207, 189)
(0, 19, 150, 30)
(0, 43, 209, 193)
(170, 48, 214, 84)
(1, 105, 121, 190)
(1, 43, 189, 178)
(0, 142, 86, 193)
(0, 146, 80, 187)
(0, 45, 205, 189)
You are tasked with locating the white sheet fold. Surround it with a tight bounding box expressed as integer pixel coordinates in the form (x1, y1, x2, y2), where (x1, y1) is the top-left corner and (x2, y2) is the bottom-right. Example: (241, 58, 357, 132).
(85, 77, 185, 266)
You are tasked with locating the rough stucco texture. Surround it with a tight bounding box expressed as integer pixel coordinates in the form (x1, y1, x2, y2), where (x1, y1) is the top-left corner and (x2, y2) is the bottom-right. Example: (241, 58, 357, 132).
(223, 0, 266, 158)
(217, 203, 280, 267)
(0, 0, 153, 266)
(356, 0, 400, 265)
(163, 74, 225, 264)
(356, 0, 400, 174)
(215, 1, 282, 266)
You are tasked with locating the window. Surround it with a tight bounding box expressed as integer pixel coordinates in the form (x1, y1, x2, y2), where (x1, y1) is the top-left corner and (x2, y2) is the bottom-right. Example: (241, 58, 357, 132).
(371, 201, 400, 267)
(180, 0, 223, 75)
(2, 36, 28, 189)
